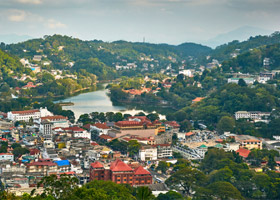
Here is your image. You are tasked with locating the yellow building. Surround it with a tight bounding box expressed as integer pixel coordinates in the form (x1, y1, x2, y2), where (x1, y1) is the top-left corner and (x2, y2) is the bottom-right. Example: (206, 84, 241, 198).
(235, 135, 262, 149)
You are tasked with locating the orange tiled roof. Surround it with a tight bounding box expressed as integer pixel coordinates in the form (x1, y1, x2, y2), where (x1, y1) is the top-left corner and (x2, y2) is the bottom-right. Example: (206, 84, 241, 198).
(192, 97, 205, 102)
(236, 148, 251, 158)
(91, 161, 104, 168)
(110, 159, 133, 172)
(92, 123, 110, 129)
(134, 165, 151, 175)
(185, 131, 194, 136)
(41, 115, 67, 121)
(11, 109, 39, 114)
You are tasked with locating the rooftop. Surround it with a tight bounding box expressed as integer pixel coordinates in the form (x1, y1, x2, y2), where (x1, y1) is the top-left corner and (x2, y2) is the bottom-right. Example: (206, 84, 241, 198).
(110, 159, 133, 172)
(236, 148, 251, 158)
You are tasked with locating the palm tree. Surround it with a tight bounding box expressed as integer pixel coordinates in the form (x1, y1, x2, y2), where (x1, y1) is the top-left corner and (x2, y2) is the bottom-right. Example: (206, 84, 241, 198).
(136, 186, 155, 200)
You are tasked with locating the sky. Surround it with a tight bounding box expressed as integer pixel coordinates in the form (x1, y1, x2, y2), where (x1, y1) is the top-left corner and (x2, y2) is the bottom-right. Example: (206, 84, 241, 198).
(0, 0, 279, 45)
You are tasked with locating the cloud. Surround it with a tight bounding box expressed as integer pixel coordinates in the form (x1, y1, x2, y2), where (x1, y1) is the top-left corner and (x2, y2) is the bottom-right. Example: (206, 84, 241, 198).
(8, 10, 27, 22)
(46, 19, 67, 29)
(16, 0, 42, 4)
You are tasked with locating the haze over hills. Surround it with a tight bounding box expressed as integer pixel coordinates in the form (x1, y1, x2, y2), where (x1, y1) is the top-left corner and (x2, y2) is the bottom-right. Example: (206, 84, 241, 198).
(0, 34, 33, 44)
(202, 26, 274, 48)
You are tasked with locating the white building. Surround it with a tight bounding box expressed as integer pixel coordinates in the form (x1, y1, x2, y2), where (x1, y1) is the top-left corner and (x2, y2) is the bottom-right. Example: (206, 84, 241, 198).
(235, 111, 270, 120)
(40, 120, 53, 137)
(7, 107, 53, 122)
(153, 144, 172, 159)
(64, 127, 90, 139)
(90, 123, 111, 136)
(39, 115, 69, 128)
(228, 78, 255, 85)
(0, 153, 14, 162)
(139, 146, 157, 161)
(179, 69, 193, 77)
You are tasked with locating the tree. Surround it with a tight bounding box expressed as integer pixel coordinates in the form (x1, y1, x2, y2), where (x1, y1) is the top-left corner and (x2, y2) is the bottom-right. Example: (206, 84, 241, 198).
(238, 78, 247, 87)
(174, 111, 187, 122)
(147, 113, 159, 122)
(156, 191, 183, 200)
(72, 180, 136, 200)
(165, 167, 206, 196)
(135, 186, 155, 200)
(217, 116, 235, 134)
(37, 174, 79, 200)
(156, 161, 168, 173)
(209, 167, 233, 183)
(11, 143, 21, 149)
(128, 140, 141, 158)
(179, 120, 192, 132)
(205, 181, 244, 200)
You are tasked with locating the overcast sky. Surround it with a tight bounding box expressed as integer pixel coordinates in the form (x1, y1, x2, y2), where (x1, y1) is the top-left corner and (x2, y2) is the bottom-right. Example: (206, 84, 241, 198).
(0, 0, 279, 44)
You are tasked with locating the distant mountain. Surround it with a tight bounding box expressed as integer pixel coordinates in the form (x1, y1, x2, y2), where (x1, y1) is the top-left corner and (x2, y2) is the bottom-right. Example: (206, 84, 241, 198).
(204, 26, 273, 48)
(175, 42, 212, 57)
(0, 34, 33, 44)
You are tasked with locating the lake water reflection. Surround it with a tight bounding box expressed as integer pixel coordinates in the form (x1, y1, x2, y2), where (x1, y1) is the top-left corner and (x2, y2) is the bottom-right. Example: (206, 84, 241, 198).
(55, 85, 167, 120)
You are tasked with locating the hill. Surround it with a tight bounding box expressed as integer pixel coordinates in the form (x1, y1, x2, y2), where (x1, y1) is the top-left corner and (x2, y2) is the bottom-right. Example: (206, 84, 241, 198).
(210, 31, 280, 61)
(1, 35, 212, 80)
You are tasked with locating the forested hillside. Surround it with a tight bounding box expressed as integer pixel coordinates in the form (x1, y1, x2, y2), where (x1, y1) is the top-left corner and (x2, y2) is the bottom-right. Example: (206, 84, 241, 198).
(211, 31, 280, 61)
(222, 43, 280, 73)
(1, 35, 212, 80)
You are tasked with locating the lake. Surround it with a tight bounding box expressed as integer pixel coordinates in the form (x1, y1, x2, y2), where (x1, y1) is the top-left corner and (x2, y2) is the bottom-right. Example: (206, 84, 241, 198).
(55, 85, 169, 120)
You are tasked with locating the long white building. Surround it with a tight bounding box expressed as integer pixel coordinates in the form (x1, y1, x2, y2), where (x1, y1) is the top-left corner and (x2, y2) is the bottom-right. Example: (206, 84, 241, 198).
(7, 107, 53, 122)
(235, 111, 270, 120)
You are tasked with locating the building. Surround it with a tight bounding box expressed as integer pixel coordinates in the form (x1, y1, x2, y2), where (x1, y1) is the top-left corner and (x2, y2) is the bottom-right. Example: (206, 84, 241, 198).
(33, 55, 42, 62)
(236, 148, 251, 158)
(228, 78, 255, 85)
(114, 116, 159, 130)
(152, 144, 172, 159)
(139, 146, 157, 161)
(40, 120, 53, 137)
(235, 111, 270, 120)
(26, 159, 57, 175)
(192, 97, 205, 104)
(40, 115, 69, 128)
(7, 107, 53, 122)
(89, 159, 152, 186)
(63, 127, 90, 139)
(235, 135, 262, 149)
(90, 123, 111, 136)
(0, 153, 14, 162)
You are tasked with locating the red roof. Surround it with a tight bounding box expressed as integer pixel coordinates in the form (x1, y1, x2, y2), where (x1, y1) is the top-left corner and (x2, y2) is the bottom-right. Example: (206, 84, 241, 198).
(110, 159, 133, 172)
(60, 171, 75, 175)
(29, 148, 40, 155)
(134, 165, 151, 175)
(185, 132, 194, 136)
(41, 115, 67, 121)
(0, 153, 13, 155)
(165, 121, 180, 128)
(115, 121, 143, 127)
(91, 141, 99, 146)
(63, 127, 85, 132)
(11, 109, 39, 114)
(26, 161, 56, 166)
(22, 82, 37, 89)
(91, 161, 104, 168)
(236, 148, 251, 158)
(192, 97, 205, 102)
(216, 139, 224, 143)
(92, 123, 110, 129)
(99, 134, 113, 140)
(83, 124, 92, 130)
